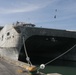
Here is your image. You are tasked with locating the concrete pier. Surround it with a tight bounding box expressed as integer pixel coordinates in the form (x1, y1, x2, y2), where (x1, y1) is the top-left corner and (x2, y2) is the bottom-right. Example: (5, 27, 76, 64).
(0, 58, 31, 75)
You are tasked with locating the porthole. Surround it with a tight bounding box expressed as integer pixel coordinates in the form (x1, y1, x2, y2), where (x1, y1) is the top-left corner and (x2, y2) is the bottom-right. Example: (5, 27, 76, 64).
(7, 32, 10, 36)
(12, 36, 14, 38)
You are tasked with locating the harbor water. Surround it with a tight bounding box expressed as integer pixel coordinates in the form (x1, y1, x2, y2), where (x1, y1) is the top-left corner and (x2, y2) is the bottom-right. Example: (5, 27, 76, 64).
(35, 60, 76, 75)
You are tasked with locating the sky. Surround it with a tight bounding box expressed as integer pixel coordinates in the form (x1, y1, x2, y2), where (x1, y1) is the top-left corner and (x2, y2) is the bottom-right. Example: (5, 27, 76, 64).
(0, 0, 76, 30)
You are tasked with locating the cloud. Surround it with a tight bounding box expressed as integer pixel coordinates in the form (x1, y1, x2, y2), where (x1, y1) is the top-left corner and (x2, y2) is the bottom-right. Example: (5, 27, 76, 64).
(0, 5, 40, 14)
(0, 0, 56, 14)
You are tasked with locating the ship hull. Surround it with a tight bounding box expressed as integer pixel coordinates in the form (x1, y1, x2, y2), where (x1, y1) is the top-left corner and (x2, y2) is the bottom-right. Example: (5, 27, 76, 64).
(18, 27, 76, 63)
(0, 47, 18, 60)
(0, 26, 76, 64)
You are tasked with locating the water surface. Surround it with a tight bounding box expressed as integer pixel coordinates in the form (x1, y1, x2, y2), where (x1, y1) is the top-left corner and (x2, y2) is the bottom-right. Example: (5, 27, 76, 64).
(35, 60, 76, 75)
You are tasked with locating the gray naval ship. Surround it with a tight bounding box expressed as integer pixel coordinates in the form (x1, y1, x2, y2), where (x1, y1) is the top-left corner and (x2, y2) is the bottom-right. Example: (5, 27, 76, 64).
(0, 21, 76, 65)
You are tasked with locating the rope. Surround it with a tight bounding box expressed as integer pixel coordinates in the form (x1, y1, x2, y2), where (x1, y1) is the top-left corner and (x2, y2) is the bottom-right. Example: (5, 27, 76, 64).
(45, 44, 76, 65)
(37, 44, 76, 72)
(23, 36, 32, 66)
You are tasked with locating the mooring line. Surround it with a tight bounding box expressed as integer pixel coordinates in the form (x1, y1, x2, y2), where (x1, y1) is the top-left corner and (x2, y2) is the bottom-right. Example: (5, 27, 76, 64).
(37, 44, 76, 72)
(23, 37, 32, 66)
